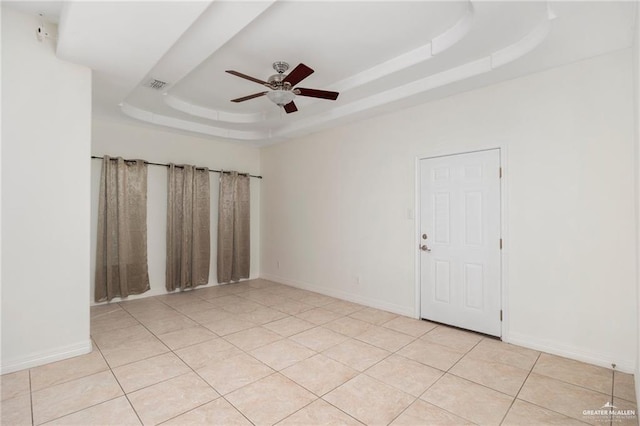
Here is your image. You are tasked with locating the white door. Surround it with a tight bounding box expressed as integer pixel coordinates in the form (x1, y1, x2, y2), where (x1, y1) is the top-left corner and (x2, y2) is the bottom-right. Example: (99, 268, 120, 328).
(419, 149, 502, 337)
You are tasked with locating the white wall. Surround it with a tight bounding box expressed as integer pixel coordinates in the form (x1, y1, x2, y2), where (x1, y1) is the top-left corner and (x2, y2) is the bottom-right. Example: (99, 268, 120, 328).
(1, 7, 92, 373)
(261, 49, 637, 372)
(91, 119, 261, 303)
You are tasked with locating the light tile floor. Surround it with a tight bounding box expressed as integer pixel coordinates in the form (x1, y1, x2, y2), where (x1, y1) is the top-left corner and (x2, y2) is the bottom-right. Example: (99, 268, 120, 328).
(1, 279, 637, 425)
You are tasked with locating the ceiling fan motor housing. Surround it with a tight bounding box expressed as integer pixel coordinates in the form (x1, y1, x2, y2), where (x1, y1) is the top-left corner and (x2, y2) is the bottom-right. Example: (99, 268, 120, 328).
(268, 62, 292, 90)
(268, 73, 290, 89)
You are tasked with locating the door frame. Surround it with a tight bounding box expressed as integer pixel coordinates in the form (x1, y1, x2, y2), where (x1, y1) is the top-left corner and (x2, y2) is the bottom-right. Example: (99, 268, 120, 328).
(414, 145, 509, 340)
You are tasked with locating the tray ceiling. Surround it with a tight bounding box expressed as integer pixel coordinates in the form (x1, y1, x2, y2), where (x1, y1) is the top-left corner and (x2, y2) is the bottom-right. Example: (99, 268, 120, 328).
(46, 1, 637, 146)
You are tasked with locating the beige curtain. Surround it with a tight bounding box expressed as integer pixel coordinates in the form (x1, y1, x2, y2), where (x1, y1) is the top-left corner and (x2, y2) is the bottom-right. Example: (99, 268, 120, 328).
(217, 171, 250, 283)
(166, 164, 210, 291)
(95, 156, 150, 302)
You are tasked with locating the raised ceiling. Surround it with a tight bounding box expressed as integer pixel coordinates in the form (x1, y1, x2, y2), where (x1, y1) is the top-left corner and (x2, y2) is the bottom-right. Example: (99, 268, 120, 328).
(47, 1, 638, 145)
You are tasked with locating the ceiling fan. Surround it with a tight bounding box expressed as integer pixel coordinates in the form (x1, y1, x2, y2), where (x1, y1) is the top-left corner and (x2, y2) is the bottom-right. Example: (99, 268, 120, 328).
(226, 61, 339, 113)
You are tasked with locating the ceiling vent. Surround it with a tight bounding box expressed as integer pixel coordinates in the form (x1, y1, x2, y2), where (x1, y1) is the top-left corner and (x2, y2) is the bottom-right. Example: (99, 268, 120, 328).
(143, 78, 169, 90)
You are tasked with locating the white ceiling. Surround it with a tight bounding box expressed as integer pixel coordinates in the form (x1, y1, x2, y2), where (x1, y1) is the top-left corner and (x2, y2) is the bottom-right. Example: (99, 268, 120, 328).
(22, 1, 639, 146)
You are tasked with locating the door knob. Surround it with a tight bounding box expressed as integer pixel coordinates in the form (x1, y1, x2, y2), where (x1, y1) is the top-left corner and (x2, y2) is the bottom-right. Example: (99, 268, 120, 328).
(420, 244, 431, 252)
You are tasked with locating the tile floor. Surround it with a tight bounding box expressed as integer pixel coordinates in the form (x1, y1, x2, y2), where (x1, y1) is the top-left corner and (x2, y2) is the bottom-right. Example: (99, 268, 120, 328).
(1, 279, 637, 425)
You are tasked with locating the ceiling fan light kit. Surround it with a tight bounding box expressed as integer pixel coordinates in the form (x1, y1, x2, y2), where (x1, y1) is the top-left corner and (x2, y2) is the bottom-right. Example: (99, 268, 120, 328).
(226, 61, 340, 114)
(266, 90, 296, 106)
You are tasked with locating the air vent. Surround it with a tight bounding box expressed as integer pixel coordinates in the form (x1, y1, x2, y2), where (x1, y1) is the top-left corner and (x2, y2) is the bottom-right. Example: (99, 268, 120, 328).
(143, 78, 169, 90)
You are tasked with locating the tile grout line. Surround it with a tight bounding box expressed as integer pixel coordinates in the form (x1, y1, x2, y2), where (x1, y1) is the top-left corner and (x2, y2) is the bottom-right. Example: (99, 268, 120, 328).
(378, 321, 458, 424)
(115, 303, 230, 423)
(209, 290, 475, 426)
(339, 326, 484, 425)
(28, 369, 34, 426)
(33, 348, 141, 425)
(85, 281, 618, 426)
(524, 367, 621, 399)
(387, 336, 487, 426)
(21, 283, 311, 425)
(507, 400, 593, 425)
(55, 286, 454, 423)
(498, 351, 541, 425)
(281, 395, 363, 426)
(444, 337, 483, 372)
(609, 368, 614, 426)
(126, 317, 238, 423)
(225, 371, 321, 425)
(91, 350, 142, 423)
(499, 353, 604, 425)
(268, 327, 384, 426)
(99, 300, 219, 422)
(444, 345, 536, 400)
(36, 395, 126, 425)
(353, 323, 442, 390)
(158, 390, 257, 426)
(125, 287, 310, 425)
(184, 284, 338, 425)
(377, 396, 419, 425)
(178, 284, 409, 425)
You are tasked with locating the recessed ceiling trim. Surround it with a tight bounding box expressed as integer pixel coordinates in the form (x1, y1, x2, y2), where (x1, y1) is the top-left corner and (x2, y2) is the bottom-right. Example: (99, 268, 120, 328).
(275, 57, 493, 140)
(431, 1, 475, 55)
(491, 13, 553, 69)
(330, 2, 474, 93)
(124, 11, 551, 143)
(275, 15, 554, 140)
(99, 0, 637, 146)
(121, 103, 266, 141)
(156, 2, 474, 125)
(164, 94, 269, 123)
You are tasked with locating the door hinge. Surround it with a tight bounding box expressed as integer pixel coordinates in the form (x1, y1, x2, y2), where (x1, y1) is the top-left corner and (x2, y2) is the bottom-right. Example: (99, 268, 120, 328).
(500, 310, 503, 321)
(499, 167, 502, 178)
(499, 238, 503, 250)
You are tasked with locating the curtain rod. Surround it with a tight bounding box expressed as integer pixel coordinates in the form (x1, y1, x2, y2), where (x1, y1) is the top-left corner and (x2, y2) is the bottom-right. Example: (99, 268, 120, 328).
(91, 156, 262, 179)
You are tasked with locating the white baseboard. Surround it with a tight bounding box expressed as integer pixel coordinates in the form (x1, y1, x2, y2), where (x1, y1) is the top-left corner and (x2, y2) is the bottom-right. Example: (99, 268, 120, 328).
(260, 273, 415, 317)
(1, 340, 93, 374)
(507, 332, 636, 374)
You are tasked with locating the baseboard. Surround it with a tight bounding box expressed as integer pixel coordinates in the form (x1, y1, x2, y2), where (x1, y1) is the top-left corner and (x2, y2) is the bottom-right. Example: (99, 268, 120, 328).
(1, 339, 93, 374)
(260, 273, 415, 317)
(507, 332, 636, 374)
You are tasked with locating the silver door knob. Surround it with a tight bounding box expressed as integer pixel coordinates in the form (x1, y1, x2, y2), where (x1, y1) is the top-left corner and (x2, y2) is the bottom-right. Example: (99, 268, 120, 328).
(420, 244, 431, 252)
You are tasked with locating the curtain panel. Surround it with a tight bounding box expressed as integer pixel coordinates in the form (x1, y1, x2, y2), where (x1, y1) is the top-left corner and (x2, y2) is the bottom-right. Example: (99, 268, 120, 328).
(95, 156, 150, 302)
(217, 171, 250, 283)
(166, 164, 211, 291)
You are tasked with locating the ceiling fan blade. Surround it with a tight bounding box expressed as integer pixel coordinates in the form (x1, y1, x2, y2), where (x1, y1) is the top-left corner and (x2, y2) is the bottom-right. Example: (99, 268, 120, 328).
(295, 88, 339, 100)
(230, 92, 268, 103)
(283, 63, 314, 86)
(226, 70, 270, 86)
(283, 101, 298, 114)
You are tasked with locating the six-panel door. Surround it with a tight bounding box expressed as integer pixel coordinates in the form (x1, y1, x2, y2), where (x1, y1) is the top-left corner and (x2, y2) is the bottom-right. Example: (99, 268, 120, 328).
(420, 149, 502, 337)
